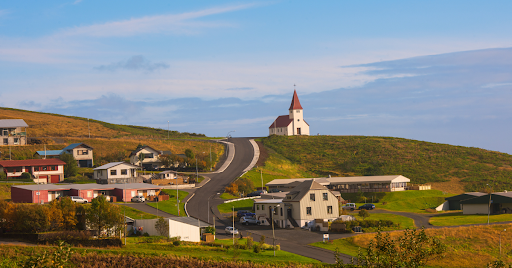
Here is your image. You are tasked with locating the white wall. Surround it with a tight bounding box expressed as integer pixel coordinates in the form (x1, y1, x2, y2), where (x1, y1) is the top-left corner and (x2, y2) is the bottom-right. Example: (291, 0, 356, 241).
(169, 220, 201, 242)
(462, 204, 489, 214)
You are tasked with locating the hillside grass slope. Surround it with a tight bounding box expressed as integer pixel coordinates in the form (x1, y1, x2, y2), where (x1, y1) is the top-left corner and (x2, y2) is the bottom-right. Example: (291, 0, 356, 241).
(261, 135, 512, 193)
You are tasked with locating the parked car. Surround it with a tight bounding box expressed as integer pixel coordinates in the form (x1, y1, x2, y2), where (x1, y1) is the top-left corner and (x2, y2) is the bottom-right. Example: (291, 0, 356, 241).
(240, 216, 260, 225)
(358, 203, 376, 210)
(69, 196, 88, 204)
(269, 189, 283, 193)
(342, 203, 357, 211)
(225, 226, 239, 235)
(247, 190, 267, 197)
(237, 210, 252, 218)
(131, 195, 145, 203)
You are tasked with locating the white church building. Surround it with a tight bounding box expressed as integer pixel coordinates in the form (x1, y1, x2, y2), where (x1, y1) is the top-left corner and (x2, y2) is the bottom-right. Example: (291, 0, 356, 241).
(269, 90, 310, 136)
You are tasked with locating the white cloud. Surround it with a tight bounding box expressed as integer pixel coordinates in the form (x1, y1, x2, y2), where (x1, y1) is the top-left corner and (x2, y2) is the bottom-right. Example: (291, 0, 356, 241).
(55, 3, 256, 37)
(0, 9, 9, 17)
(482, 82, 512, 88)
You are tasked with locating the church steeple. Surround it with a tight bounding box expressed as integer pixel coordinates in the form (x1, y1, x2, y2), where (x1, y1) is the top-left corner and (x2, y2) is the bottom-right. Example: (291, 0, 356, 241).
(289, 90, 303, 110)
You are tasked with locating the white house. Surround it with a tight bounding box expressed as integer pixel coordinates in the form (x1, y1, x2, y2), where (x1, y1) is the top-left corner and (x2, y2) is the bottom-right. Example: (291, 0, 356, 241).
(93, 162, 140, 184)
(133, 217, 210, 242)
(269, 90, 310, 136)
(254, 180, 339, 229)
(0, 119, 28, 146)
(129, 146, 163, 170)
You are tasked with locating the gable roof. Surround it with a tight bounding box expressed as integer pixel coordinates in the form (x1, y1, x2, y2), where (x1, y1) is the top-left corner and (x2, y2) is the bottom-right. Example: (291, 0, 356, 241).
(0, 159, 66, 167)
(269, 115, 293, 128)
(286, 180, 327, 202)
(93, 162, 139, 170)
(129, 145, 161, 157)
(0, 119, 28, 128)
(288, 90, 303, 110)
(63, 143, 93, 151)
(35, 150, 64, 156)
(445, 192, 486, 201)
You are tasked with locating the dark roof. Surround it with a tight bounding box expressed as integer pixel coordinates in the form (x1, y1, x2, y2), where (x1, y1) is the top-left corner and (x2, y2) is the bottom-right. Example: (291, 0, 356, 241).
(129, 145, 161, 157)
(460, 192, 512, 204)
(269, 115, 293, 128)
(0, 159, 66, 167)
(445, 192, 486, 201)
(286, 180, 327, 202)
(0, 119, 28, 128)
(288, 90, 303, 110)
(63, 143, 93, 151)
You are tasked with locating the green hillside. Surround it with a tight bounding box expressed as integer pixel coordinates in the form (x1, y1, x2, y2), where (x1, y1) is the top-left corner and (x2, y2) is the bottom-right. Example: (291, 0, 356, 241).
(261, 135, 512, 192)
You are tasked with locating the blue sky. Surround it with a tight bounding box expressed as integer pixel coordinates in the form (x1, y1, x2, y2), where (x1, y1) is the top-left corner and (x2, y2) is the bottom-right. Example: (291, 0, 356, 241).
(1, 1, 512, 154)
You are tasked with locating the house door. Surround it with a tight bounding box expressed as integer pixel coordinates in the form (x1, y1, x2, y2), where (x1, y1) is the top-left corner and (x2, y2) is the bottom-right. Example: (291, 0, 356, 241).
(287, 208, 292, 218)
(297, 128, 301, 135)
(50, 175, 60, 183)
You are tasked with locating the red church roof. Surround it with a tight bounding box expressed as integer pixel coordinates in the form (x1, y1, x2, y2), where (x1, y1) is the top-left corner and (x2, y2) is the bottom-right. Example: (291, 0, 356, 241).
(269, 115, 293, 128)
(0, 159, 66, 167)
(288, 90, 303, 110)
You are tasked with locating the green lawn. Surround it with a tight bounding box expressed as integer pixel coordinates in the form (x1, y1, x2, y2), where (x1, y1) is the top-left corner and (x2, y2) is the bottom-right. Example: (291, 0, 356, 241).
(349, 213, 415, 231)
(310, 236, 360, 257)
(343, 190, 453, 213)
(217, 199, 255, 214)
(82, 237, 319, 265)
(147, 189, 188, 217)
(120, 205, 157, 220)
(429, 212, 512, 226)
(220, 193, 239, 199)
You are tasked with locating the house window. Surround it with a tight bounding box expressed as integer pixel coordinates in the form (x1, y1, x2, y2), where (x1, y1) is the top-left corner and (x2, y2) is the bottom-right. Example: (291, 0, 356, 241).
(3, 138, 7, 145)
(280, 207, 283, 216)
(87, 191, 92, 197)
(78, 150, 88, 155)
(13, 138, 19, 145)
(121, 169, 127, 175)
(274, 206, 278, 215)
(310, 193, 315, 201)
(144, 153, 154, 158)
(2, 129, 8, 136)
(262, 205, 264, 210)
(306, 207, 312, 215)
(257, 205, 259, 210)
(323, 193, 328, 201)
(327, 206, 333, 214)
(110, 170, 117, 175)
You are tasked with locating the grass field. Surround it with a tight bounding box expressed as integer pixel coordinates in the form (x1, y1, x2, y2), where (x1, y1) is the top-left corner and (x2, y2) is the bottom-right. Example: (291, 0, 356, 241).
(120, 205, 158, 220)
(311, 224, 512, 268)
(342, 190, 452, 213)
(261, 135, 512, 192)
(349, 213, 415, 231)
(429, 212, 512, 226)
(146, 189, 188, 217)
(218, 199, 255, 214)
(220, 193, 239, 199)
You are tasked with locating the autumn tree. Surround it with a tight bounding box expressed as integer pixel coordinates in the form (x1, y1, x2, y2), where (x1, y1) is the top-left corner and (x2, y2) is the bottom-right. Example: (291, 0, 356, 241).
(358, 209, 370, 220)
(159, 155, 173, 169)
(86, 195, 124, 237)
(184, 149, 194, 159)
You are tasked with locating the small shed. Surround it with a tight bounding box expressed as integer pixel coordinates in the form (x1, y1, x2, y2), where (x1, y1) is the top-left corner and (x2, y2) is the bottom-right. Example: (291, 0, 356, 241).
(445, 192, 486, 210)
(133, 217, 210, 242)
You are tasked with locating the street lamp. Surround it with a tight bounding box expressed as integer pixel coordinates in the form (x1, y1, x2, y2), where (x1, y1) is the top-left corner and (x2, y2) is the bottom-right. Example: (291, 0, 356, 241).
(226, 130, 235, 139)
(208, 193, 220, 224)
(232, 206, 235, 245)
(272, 204, 281, 257)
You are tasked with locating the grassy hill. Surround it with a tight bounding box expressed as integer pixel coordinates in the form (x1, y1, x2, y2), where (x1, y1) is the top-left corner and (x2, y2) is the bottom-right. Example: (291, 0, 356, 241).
(260, 135, 512, 193)
(0, 107, 206, 139)
(0, 107, 224, 166)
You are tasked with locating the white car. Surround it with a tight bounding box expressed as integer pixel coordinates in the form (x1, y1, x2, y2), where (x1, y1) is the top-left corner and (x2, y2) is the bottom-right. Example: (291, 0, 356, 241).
(225, 226, 239, 235)
(131, 195, 145, 203)
(342, 203, 356, 211)
(240, 216, 260, 225)
(69, 196, 88, 204)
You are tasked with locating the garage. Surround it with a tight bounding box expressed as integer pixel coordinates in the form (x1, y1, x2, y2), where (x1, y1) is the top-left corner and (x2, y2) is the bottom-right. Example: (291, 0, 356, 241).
(50, 175, 60, 183)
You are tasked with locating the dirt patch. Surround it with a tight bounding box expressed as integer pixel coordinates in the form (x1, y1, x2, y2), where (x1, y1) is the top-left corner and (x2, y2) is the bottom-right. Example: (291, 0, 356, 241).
(50, 137, 66, 144)
(256, 141, 268, 167)
(430, 177, 466, 194)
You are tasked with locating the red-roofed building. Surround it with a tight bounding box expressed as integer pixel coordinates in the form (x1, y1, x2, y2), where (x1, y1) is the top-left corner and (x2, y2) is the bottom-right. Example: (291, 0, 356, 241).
(269, 90, 310, 136)
(0, 159, 66, 183)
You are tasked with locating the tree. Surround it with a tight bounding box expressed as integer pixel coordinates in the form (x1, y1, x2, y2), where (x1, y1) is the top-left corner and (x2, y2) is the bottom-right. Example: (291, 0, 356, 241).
(358, 209, 370, 220)
(155, 217, 169, 237)
(184, 149, 194, 159)
(159, 155, 173, 169)
(85, 195, 124, 237)
(60, 153, 78, 178)
(336, 228, 446, 268)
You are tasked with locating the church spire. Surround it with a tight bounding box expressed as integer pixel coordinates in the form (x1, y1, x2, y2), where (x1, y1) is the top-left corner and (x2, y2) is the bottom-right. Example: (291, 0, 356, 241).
(289, 90, 303, 110)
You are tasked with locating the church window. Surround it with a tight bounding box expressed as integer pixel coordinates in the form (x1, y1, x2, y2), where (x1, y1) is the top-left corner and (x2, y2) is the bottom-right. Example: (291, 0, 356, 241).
(297, 119, 300, 121)
(296, 110, 300, 113)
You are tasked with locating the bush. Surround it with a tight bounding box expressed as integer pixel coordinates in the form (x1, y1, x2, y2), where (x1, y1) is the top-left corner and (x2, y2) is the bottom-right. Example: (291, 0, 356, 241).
(246, 236, 254, 249)
(20, 172, 32, 179)
(253, 244, 261, 253)
(173, 240, 181, 246)
(425, 208, 437, 213)
(0, 172, 5, 180)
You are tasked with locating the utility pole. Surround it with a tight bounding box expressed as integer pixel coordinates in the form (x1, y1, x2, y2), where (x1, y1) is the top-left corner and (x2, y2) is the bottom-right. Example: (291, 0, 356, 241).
(88, 118, 90, 138)
(167, 121, 169, 139)
(209, 144, 212, 172)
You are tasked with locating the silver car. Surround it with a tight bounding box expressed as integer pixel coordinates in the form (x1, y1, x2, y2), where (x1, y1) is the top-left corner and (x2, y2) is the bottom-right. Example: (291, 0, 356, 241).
(69, 196, 88, 204)
(240, 216, 260, 225)
(131, 195, 145, 203)
(224, 226, 239, 235)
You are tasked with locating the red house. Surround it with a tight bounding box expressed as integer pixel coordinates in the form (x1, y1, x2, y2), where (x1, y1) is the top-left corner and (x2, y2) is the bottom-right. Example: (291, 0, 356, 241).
(0, 159, 66, 183)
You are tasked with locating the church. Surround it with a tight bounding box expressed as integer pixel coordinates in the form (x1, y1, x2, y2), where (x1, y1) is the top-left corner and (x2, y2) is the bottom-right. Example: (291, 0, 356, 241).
(269, 90, 310, 136)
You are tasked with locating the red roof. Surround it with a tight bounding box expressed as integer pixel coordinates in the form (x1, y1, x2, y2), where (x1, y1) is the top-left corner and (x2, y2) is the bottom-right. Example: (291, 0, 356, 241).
(288, 90, 303, 110)
(0, 159, 66, 167)
(269, 115, 293, 128)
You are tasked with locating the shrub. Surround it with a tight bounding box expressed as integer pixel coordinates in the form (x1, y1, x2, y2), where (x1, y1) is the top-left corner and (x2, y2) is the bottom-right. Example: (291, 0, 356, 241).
(246, 236, 254, 249)
(425, 208, 437, 213)
(253, 244, 261, 253)
(0, 172, 5, 180)
(20, 172, 32, 179)
(173, 240, 181, 246)
(259, 235, 265, 246)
